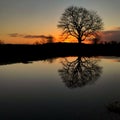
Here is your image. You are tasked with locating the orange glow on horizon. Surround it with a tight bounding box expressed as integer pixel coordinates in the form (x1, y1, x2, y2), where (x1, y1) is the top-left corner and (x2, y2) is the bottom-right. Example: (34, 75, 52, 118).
(1, 31, 104, 45)
(1, 36, 93, 44)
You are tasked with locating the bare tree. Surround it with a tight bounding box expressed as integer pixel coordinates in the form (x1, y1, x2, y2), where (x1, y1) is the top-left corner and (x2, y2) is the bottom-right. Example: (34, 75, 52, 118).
(90, 32, 101, 44)
(47, 35, 54, 43)
(57, 6, 103, 44)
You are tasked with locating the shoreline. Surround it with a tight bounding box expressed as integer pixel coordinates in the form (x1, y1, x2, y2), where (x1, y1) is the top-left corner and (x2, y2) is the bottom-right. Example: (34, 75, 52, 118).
(0, 43, 120, 65)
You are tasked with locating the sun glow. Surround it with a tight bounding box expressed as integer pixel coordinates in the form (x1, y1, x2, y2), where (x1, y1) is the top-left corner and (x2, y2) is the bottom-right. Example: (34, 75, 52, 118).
(1, 32, 102, 44)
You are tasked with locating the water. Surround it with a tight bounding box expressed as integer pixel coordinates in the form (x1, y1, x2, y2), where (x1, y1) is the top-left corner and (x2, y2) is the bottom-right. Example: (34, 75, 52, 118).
(0, 56, 120, 120)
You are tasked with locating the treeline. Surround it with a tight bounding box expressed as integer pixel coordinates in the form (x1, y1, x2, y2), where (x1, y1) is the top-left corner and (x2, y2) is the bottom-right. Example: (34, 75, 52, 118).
(0, 42, 120, 65)
(100, 40, 120, 45)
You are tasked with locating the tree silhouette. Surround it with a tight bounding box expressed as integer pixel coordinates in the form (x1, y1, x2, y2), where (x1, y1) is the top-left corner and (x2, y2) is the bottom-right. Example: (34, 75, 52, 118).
(47, 35, 54, 43)
(58, 57, 102, 89)
(90, 32, 101, 44)
(0, 40, 4, 44)
(57, 6, 103, 44)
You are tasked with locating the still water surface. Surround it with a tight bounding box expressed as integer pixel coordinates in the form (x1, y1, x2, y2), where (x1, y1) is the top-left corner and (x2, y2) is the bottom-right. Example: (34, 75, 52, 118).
(0, 56, 120, 120)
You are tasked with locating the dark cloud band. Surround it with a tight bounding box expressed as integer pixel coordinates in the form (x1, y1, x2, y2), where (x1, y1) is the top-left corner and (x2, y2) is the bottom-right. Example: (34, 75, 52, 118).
(9, 33, 53, 39)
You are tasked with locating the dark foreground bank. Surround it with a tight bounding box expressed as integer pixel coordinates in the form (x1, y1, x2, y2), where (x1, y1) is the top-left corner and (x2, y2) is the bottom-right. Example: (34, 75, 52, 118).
(0, 43, 120, 65)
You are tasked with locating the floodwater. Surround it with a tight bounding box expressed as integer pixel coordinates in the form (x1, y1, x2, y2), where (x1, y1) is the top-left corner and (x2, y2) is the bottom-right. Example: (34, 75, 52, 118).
(0, 56, 120, 120)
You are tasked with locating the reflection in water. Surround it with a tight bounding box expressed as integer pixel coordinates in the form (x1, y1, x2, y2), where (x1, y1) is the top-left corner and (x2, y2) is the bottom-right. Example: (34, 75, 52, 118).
(1, 56, 120, 119)
(58, 56, 102, 89)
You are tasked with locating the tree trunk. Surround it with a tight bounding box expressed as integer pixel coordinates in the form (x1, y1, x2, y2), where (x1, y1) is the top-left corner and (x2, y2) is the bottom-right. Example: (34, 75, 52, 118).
(78, 37, 82, 44)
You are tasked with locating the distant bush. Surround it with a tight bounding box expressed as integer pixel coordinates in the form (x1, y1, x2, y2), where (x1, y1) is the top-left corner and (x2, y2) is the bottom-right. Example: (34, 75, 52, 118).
(107, 101, 120, 114)
(0, 40, 4, 44)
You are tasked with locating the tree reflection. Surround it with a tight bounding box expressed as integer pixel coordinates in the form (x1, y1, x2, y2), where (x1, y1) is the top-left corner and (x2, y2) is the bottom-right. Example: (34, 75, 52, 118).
(58, 57, 102, 89)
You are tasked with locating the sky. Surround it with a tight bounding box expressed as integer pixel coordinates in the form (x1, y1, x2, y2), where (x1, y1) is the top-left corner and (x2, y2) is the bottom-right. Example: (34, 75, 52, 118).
(0, 0, 120, 44)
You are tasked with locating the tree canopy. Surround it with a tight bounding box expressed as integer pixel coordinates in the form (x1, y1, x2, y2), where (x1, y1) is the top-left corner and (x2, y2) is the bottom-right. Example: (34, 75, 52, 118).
(57, 6, 104, 44)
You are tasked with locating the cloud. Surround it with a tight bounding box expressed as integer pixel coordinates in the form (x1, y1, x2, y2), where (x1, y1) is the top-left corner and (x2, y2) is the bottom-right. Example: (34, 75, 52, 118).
(101, 27, 120, 43)
(115, 27, 120, 30)
(24, 35, 53, 40)
(8, 33, 54, 43)
(107, 26, 120, 31)
(8, 33, 24, 37)
(24, 35, 45, 38)
(9, 33, 53, 39)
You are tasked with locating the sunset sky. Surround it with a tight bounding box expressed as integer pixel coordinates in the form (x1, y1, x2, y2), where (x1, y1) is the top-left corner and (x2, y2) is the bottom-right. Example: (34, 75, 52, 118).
(0, 0, 120, 44)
